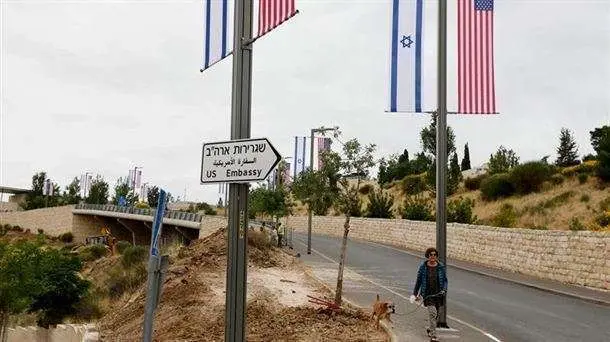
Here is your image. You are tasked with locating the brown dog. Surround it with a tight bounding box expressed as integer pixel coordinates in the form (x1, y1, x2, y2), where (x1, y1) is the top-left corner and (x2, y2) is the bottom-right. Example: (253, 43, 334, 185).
(371, 294, 395, 329)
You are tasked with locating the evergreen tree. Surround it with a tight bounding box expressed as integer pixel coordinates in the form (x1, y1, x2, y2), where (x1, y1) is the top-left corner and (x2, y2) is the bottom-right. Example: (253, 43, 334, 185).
(85, 176, 109, 204)
(555, 128, 579, 167)
(461, 143, 471, 171)
(449, 152, 462, 195)
(62, 177, 81, 205)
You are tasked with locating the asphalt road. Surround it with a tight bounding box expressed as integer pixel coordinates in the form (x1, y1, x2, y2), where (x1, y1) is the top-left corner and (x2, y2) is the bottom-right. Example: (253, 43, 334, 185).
(293, 232, 610, 342)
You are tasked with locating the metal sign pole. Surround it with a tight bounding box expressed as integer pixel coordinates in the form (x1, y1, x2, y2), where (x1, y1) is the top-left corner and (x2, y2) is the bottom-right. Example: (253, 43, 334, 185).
(142, 189, 168, 341)
(225, 0, 253, 340)
(436, 0, 449, 328)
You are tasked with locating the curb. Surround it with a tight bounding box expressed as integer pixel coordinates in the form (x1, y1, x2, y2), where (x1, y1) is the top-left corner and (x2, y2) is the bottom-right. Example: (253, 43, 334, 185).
(302, 267, 397, 342)
(365, 240, 610, 307)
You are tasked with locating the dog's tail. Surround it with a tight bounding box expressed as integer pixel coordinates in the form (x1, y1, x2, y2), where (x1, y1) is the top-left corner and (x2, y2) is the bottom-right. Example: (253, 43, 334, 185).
(376, 294, 380, 301)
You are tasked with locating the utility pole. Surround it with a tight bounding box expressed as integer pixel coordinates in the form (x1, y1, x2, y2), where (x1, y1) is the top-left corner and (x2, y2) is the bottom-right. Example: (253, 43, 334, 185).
(225, 0, 253, 340)
(436, 0, 449, 328)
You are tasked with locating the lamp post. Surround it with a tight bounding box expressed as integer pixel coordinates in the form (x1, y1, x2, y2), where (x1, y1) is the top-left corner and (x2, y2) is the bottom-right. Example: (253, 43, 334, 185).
(307, 125, 339, 254)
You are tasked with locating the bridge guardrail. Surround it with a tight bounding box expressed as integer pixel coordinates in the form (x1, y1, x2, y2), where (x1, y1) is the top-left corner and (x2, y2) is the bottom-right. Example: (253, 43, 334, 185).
(74, 203, 204, 223)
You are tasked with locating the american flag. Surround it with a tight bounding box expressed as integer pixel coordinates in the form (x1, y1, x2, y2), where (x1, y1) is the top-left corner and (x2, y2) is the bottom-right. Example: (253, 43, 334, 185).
(458, 0, 496, 114)
(258, 0, 296, 37)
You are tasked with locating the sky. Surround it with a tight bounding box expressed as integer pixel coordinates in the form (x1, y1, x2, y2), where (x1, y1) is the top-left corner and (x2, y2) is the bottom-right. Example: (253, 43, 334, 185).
(1, 0, 609, 204)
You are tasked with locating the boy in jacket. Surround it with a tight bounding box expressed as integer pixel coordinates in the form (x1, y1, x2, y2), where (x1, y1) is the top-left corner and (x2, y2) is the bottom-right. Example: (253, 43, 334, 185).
(410, 247, 448, 342)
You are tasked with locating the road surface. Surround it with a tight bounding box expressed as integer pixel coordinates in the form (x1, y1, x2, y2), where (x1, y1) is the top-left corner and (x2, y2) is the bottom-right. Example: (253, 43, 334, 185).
(292, 232, 610, 342)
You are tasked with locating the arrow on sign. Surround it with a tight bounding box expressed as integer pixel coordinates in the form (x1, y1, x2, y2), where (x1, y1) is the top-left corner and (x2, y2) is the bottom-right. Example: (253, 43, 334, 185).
(200, 137, 282, 184)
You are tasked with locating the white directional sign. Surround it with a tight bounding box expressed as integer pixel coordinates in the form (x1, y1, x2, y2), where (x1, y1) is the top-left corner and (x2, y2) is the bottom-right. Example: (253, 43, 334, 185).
(200, 137, 282, 184)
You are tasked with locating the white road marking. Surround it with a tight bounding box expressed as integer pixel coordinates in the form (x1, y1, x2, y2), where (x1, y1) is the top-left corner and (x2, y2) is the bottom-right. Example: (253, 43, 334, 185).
(295, 238, 503, 342)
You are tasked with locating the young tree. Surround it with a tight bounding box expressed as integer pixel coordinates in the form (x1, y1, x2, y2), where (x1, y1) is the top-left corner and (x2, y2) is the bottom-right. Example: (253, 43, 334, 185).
(291, 169, 336, 216)
(488, 146, 520, 174)
(325, 138, 376, 306)
(555, 128, 579, 167)
(448, 152, 462, 195)
(62, 177, 81, 205)
(85, 176, 109, 204)
(22, 172, 60, 210)
(461, 143, 471, 171)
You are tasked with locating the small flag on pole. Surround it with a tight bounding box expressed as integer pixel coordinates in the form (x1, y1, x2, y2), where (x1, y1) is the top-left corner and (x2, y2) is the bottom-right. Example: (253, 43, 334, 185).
(201, 0, 232, 72)
(258, 0, 297, 37)
(387, 0, 428, 113)
(458, 0, 496, 114)
(201, 0, 297, 73)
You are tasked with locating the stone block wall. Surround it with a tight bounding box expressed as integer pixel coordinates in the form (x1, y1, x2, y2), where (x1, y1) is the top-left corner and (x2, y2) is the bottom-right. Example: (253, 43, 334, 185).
(282, 215, 610, 290)
(0, 205, 74, 235)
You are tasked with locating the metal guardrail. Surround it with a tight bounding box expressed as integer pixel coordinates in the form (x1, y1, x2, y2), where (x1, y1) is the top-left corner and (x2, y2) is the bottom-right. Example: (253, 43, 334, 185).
(74, 203, 204, 223)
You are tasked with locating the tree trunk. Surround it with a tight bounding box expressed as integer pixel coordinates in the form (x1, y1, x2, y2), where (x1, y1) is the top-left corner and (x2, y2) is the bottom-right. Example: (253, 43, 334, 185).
(334, 215, 350, 306)
(0, 311, 8, 342)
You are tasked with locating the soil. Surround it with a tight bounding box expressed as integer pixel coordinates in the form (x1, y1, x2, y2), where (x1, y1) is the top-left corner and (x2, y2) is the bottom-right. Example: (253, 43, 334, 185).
(98, 228, 388, 341)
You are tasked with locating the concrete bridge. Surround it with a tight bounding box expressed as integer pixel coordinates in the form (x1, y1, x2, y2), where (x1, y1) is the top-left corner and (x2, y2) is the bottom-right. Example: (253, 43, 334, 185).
(72, 203, 226, 246)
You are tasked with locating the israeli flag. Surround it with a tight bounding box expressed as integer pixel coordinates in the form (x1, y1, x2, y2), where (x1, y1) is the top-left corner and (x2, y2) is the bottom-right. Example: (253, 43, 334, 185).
(201, 0, 233, 72)
(387, 0, 428, 113)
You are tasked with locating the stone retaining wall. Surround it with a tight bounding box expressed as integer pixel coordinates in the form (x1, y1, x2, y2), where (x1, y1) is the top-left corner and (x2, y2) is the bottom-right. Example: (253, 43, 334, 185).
(282, 215, 610, 290)
(0, 205, 74, 235)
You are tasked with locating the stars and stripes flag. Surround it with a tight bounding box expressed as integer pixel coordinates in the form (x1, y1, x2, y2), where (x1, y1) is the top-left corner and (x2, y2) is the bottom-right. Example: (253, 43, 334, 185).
(201, 0, 298, 72)
(458, 0, 496, 114)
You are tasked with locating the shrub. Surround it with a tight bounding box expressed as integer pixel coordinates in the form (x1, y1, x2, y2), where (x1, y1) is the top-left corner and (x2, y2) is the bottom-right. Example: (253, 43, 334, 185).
(358, 184, 373, 195)
(569, 217, 586, 231)
(365, 189, 394, 219)
(549, 174, 564, 185)
(38, 229, 45, 235)
(402, 195, 434, 221)
(79, 244, 108, 262)
(576, 160, 598, 174)
(509, 162, 553, 194)
(73, 286, 105, 321)
(582, 154, 596, 162)
(492, 204, 518, 228)
(596, 211, 610, 227)
(580, 194, 590, 203)
(561, 167, 576, 178)
(464, 175, 487, 191)
(578, 173, 588, 184)
(480, 173, 515, 200)
(447, 197, 477, 224)
(134, 201, 150, 209)
(544, 191, 575, 209)
(121, 245, 147, 268)
(402, 175, 427, 195)
(108, 264, 147, 298)
(11, 225, 23, 232)
(58, 232, 74, 243)
(116, 240, 132, 254)
(599, 196, 610, 212)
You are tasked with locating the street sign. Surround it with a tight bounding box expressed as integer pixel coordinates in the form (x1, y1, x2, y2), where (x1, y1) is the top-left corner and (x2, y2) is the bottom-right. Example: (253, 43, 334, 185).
(200, 137, 281, 184)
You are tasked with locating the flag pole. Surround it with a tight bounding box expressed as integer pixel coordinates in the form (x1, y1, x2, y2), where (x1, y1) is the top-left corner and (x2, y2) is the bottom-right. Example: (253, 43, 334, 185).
(436, 0, 449, 328)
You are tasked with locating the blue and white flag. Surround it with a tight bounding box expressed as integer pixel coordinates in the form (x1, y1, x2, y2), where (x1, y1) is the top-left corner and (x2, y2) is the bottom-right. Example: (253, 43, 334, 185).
(293, 136, 307, 178)
(387, 0, 431, 113)
(201, 0, 233, 72)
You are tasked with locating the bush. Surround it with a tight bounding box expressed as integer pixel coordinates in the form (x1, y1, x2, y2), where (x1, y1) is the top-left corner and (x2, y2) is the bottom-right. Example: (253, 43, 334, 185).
(480, 173, 515, 200)
(116, 240, 132, 254)
(58, 232, 74, 243)
(509, 162, 553, 194)
(365, 189, 394, 219)
(358, 184, 373, 195)
(576, 160, 598, 174)
(549, 174, 564, 185)
(492, 204, 518, 228)
(464, 175, 487, 191)
(79, 244, 108, 261)
(596, 212, 610, 227)
(582, 154, 596, 162)
(38, 229, 45, 235)
(108, 264, 147, 298)
(578, 173, 588, 184)
(580, 194, 590, 202)
(569, 217, 586, 231)
(248, 230, 271, 249)
(121, 245, 147, 268)
(402, 195, 434, 221)
(561, 167, 576, 178)
(401, 175, 427, 195)
(599, 196, 610, 212)
(447, 197, 477, 224)
(11, 225, 23, 232)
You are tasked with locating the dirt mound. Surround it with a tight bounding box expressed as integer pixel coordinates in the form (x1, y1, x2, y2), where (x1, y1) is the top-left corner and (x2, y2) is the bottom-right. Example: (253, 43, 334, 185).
(98, 228, 388, 341)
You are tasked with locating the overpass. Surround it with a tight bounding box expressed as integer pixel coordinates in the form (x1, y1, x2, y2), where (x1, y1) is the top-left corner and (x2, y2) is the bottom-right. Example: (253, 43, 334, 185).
(72, 203, 226, 246)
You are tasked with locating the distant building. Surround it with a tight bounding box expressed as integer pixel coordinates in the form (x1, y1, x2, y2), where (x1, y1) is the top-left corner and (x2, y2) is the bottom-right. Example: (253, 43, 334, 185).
(0, 186, 31, 212)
